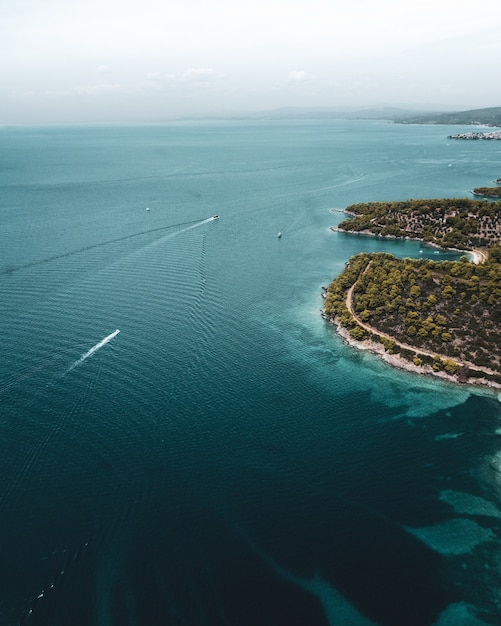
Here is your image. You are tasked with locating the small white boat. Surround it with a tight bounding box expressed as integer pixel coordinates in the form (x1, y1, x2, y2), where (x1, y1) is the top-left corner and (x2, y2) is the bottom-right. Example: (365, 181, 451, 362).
(145, 207, 150, 211)
(277, 231, 282, 238)
(213, 215, 219, 220)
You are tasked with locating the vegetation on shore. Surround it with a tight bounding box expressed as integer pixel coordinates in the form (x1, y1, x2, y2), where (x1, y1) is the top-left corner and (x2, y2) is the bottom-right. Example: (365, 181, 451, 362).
(323, 248, 501, 385)
(394, 106, 501, 127)
(323, 110, 501, 385)
(337, 197, 501, 249)
(473, 187, 501, 198)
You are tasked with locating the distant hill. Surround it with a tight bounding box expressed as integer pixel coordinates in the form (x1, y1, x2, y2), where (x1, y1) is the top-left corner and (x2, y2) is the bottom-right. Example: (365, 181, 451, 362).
(190, 106, 439, 122)
(178, 105, 501, 125)
(253, 106, 416, 120)
(395, 107, 501, 127)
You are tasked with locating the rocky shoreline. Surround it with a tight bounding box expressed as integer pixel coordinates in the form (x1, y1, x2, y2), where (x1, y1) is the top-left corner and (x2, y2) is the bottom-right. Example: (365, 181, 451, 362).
(326, 202, 500, 390)
(328, 317, 501, 392)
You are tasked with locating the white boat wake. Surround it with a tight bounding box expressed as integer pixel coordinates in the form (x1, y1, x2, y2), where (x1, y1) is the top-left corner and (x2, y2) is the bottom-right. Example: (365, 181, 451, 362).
(67, 330, 120, 372)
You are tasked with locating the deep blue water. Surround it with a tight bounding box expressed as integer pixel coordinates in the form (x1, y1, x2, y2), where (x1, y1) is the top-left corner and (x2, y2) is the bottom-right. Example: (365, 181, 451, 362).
(1, 120, 501, 626)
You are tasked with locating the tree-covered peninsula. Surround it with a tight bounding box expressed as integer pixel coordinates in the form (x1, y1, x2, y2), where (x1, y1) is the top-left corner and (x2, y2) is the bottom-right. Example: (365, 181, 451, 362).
(473, 187, 501, 199)
(323, 249, 501, 386)
(336, 197, 501, 250)
(325, 200, 501, 387)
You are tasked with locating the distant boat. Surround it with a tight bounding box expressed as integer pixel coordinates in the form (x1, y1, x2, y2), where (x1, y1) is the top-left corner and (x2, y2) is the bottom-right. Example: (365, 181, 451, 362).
(277, 231, 282, 238)
(145, 207, 150, 211)
(213, 215, 219, 220)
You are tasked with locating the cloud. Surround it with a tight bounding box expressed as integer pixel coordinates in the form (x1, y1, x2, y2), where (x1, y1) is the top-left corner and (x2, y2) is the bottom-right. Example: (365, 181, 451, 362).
(18, 89, 67, 99)
(146, 71, 168, 81)
(286, 70, 312, 82)
(145, 68, 224, 89)
(180, 68, 219, 83)
(73, 82, 127, 96)
(145, 71, 176, 87)
(95, 65, 111, 74)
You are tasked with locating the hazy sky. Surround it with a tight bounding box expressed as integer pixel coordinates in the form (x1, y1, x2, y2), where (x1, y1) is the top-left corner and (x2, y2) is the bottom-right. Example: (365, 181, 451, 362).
(2, 0, 501, 122)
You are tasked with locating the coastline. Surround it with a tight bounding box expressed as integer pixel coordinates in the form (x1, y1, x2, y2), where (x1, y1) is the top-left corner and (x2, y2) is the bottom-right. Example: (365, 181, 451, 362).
(322, 240, 500, 391)
(331, 319, 501, 392)
(330, 225, 485, 263)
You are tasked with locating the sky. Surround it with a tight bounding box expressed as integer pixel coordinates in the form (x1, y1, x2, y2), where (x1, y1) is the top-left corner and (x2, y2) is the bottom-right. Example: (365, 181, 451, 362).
(2, 0, 501, 123)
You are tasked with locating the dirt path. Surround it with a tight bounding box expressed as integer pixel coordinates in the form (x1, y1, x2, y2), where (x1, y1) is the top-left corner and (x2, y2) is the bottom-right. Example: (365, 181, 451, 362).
(345, 261, 498, 378)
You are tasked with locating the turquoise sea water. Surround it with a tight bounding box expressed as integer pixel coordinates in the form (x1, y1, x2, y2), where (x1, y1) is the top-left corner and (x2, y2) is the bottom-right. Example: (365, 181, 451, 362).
(1, 120, 501, 625)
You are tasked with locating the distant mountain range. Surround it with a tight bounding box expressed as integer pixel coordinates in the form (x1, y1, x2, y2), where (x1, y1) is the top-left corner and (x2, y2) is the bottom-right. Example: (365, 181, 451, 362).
(394, 107, 501, 127)
(181, 106, 413, 122)
(234, 106, 420, 120)
(192, 105, 501, 126)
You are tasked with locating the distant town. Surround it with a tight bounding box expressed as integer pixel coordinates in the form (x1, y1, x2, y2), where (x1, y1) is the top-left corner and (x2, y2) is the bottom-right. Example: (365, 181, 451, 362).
(448, 131, 501, 140)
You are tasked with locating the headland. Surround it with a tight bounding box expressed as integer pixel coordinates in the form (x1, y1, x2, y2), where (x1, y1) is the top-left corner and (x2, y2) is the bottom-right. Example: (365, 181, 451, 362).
(324, 199, 501, 389)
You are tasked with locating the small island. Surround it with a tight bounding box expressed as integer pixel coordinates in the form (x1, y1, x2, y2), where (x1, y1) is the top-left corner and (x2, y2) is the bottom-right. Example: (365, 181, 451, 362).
(324, 199, 501, 388)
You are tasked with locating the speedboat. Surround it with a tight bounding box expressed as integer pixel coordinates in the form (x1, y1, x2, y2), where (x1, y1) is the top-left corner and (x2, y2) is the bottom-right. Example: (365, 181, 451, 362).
(277, 231, 282, 238)
(213, 215, 219, 219)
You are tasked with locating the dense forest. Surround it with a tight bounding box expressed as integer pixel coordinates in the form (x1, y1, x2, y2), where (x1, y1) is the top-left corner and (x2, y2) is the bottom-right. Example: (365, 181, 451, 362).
(323, 248, 501, 384)
(337, 197, 501, 249)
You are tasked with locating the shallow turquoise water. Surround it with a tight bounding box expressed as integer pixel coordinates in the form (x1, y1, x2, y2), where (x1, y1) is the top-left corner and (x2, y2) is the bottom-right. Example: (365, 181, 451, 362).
(1, 120, 500, 625)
